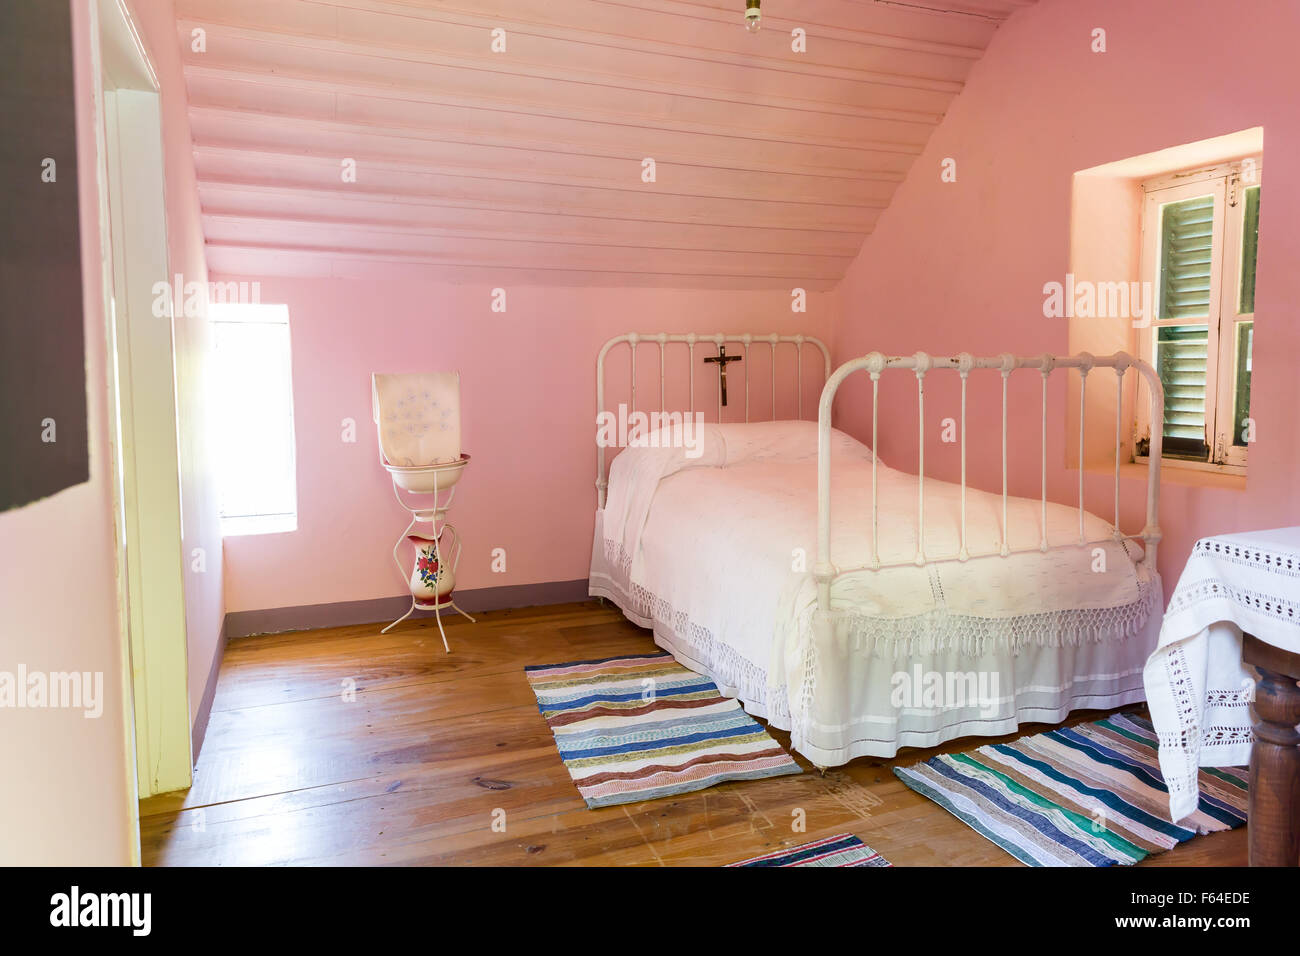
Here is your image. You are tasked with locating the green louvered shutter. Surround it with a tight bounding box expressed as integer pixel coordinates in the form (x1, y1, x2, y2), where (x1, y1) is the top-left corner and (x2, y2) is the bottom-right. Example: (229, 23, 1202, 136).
(1239, 185, 1261, 315)
(1155, 194, 1214, 456)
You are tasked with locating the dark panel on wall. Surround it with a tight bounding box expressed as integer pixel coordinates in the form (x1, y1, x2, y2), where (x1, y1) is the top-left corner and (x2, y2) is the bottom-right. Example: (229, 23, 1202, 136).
(0, 0, 90, 512)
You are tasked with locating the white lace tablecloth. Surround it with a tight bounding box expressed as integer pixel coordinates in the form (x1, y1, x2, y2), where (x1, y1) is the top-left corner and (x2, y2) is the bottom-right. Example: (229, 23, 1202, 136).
(1143, 527, 1300, 822)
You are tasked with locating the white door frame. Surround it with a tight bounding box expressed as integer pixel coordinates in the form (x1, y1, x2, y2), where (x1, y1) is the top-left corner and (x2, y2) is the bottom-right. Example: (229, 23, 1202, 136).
(92, 0, 194, 802)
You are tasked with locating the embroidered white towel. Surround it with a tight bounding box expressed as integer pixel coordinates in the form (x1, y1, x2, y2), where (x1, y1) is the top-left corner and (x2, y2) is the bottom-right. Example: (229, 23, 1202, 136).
(372, 372, 461, 466)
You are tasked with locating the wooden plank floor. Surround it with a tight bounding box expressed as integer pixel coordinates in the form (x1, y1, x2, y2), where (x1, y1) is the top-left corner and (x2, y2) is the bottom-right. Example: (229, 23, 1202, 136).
(139, 601, 1246, 866)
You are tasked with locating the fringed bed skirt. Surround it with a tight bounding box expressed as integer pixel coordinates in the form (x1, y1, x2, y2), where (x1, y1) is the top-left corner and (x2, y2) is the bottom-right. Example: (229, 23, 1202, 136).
(589, 511, 1161, 768)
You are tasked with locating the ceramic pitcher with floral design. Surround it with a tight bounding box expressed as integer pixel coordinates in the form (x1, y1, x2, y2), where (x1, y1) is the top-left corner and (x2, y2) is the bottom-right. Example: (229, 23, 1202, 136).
(407, 532, 456, 605)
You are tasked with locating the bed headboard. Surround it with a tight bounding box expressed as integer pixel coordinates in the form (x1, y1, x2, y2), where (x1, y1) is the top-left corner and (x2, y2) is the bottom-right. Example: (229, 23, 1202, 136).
(595, 332, 831, 508)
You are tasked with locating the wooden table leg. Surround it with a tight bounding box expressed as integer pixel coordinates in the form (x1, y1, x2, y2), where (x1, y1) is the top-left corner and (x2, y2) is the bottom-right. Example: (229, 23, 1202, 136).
(1243, 633, 1300, 867)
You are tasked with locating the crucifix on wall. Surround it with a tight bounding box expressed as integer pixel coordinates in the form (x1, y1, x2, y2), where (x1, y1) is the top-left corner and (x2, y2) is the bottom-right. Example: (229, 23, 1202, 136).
(704, 344, 743, 407)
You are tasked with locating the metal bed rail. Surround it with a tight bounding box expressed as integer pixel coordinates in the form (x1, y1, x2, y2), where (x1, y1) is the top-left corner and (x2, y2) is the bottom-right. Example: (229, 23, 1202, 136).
(813, 351, 1164, 611)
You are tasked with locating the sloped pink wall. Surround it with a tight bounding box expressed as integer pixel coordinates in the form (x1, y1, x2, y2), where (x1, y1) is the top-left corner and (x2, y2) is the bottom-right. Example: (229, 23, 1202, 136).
(831, 0, 1300, 587)
(221, 278, 832, 613)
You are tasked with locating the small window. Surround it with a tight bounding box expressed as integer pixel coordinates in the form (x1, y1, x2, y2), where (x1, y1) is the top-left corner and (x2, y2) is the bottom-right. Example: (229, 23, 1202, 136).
(209, 303, 298, 536)
(1138, 158, 1260, 470)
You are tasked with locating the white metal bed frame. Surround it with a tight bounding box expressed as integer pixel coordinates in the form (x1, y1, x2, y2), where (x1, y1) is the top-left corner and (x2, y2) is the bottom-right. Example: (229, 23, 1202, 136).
(596, 337, 1165, 619)
(595, 332, 832, 509)
(812, 350, 1164, 614)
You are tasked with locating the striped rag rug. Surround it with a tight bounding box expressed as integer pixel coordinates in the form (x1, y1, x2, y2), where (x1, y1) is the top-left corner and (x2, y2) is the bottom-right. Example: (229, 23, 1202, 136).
(894, 713, 1248, 866)
(728, 833, 892, 867)
(525, 652, 801, 809)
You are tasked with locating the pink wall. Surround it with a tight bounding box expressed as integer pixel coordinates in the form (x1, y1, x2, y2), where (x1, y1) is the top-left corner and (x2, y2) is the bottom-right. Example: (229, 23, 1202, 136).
(831, 0, 1300, 587)
(221, 279, 832, 613)
(0, 0, 227, 865)
(220, 0, 1300, 616)
(0, 0, 135, 866)
(132, 0, 226, 736)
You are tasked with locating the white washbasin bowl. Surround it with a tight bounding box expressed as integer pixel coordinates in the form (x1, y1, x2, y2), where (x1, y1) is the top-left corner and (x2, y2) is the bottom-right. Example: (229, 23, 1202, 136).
(383, 453, 470, 494)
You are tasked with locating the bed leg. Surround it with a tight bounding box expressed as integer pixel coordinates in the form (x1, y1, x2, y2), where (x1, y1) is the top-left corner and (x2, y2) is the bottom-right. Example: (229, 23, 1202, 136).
(814, 765, 828, 777)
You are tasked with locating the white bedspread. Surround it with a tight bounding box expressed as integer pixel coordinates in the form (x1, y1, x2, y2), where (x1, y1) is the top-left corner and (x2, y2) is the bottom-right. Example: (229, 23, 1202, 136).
(597, 421, 1160, 762)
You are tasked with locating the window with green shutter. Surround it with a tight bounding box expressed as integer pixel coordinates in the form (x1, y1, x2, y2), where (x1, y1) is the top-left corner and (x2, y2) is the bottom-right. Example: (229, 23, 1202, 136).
(1140, 159, 1260, 471)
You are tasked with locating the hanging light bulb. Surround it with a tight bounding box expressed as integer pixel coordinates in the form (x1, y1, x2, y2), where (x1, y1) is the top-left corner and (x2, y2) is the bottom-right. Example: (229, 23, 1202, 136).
(744, 0, 761, 32)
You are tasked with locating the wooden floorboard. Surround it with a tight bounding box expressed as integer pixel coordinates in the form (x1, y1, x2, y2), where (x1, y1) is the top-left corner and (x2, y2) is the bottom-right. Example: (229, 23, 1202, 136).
(140, 601, 1247, 866)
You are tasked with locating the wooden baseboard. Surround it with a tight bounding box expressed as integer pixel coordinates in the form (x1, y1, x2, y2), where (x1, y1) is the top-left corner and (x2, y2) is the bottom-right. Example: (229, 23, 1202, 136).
(190, 617, 228, 762)
(221, 579, 591, 639)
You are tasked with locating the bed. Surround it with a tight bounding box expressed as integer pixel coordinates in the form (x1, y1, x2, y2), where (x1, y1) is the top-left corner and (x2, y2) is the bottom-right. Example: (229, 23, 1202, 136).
(589, 334, 1165, 769)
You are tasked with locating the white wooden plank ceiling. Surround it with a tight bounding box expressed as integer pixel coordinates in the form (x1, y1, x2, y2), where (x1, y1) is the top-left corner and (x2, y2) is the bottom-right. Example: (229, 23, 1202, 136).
(175, 0, 1036, 287)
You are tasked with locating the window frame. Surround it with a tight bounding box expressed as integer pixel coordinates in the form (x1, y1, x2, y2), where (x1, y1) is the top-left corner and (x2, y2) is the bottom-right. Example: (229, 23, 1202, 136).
(208, 302, 300, 537)
(1215, 172, 1259, 467)
(1135, 157, 1260, 474)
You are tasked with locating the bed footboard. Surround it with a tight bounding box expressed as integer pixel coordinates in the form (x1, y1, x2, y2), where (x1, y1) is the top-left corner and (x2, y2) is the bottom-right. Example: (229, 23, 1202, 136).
(813, 351, 1164, 611)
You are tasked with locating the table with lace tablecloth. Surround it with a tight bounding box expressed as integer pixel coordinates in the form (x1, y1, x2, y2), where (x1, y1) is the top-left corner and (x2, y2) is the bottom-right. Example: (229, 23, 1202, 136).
(1143, 527, 1300, 866)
